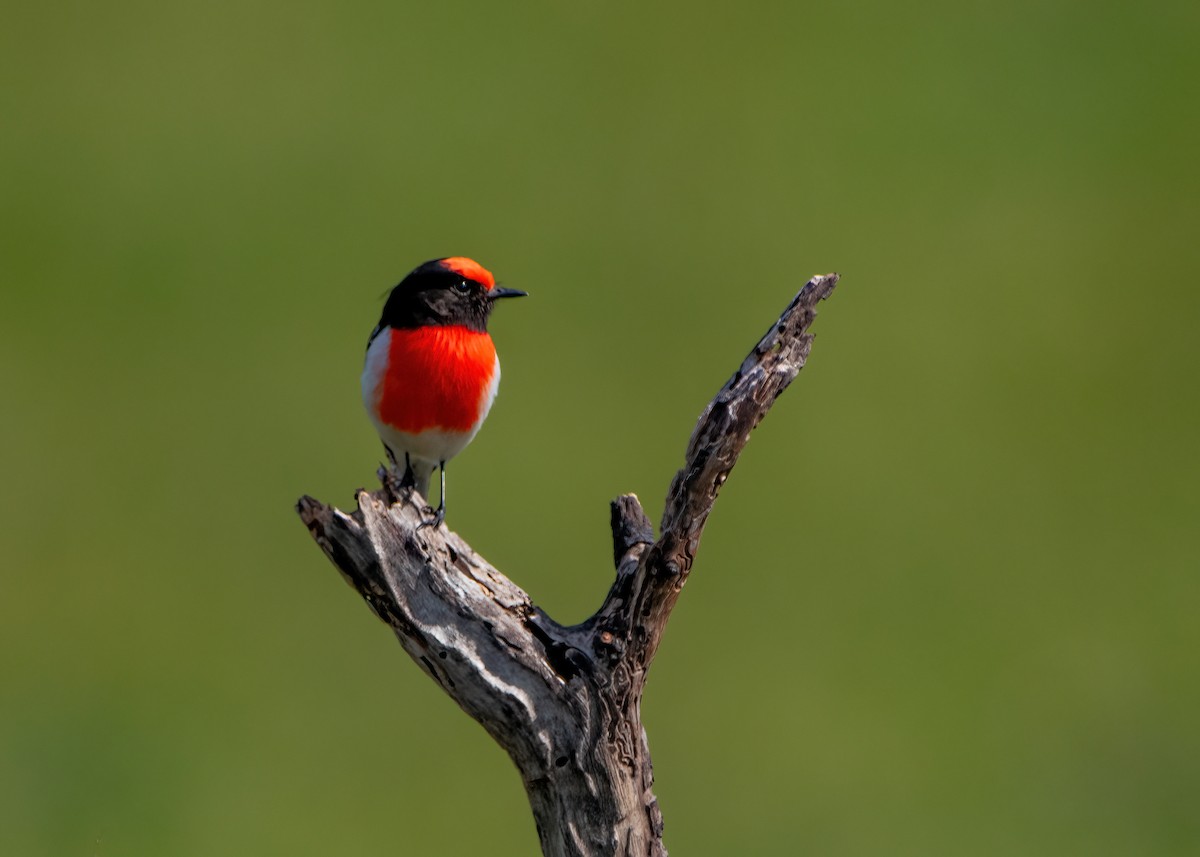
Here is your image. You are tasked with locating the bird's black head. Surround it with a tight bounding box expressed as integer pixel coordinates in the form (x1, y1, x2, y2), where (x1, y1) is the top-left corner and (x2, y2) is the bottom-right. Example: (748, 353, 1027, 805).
(373, 257, 526, 338)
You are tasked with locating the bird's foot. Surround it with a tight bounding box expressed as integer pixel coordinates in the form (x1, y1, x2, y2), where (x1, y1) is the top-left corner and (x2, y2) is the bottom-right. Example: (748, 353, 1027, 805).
(380, 448, 419, 500)
(380, 463, 417, 504)
(417, 504, 446, 531)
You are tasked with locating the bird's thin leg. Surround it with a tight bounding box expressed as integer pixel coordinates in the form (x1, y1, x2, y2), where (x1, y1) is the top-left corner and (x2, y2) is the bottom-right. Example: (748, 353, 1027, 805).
(418, 461, 447, 530)
(383, 446, 417, 492)
(381, 445, 410, 497)
(400, 451, 417, 490)
(438, 462, 446, 522)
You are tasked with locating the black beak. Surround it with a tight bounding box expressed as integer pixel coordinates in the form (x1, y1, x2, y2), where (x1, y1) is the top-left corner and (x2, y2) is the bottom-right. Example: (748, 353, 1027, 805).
(488, 286, 528, 300)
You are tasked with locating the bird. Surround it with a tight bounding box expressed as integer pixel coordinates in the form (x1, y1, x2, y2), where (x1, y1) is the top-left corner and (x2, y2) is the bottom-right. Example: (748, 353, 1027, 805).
(361, 257, 526, 526)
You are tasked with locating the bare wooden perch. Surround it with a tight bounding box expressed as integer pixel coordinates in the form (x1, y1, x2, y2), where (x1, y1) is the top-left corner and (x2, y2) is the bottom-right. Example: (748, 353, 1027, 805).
(297, 272, 840, 856)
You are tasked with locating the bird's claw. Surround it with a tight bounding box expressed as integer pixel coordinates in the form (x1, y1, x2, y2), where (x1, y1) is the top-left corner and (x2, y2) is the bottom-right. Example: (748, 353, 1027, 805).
(380, 464, 415, 501)
(417, 505, 446, 531)
(380, 449, 418, 497)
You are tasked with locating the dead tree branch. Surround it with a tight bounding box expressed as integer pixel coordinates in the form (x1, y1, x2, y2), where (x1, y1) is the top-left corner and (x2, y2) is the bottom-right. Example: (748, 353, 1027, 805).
(297, 272, 840, 856)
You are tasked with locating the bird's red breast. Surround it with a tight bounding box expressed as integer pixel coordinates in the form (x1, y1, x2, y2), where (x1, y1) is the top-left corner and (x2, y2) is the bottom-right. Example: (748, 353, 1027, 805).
(373, 324, 498, 434)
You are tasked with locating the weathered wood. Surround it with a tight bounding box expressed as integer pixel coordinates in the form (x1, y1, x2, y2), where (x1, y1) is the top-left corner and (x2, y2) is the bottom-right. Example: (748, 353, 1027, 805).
(297, 272, 840, 856)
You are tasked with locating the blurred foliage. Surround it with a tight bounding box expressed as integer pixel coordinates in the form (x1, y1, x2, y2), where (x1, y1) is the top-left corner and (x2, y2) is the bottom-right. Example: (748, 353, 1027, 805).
(2, 0, 1198, 854)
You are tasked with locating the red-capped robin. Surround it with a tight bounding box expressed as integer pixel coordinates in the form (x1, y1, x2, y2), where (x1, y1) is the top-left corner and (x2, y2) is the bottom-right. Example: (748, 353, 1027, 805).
(362, 257, 526, 526)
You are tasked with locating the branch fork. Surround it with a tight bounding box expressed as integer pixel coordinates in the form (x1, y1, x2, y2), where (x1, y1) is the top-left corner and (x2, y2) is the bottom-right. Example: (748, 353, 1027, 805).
(298, 273, 840, 856)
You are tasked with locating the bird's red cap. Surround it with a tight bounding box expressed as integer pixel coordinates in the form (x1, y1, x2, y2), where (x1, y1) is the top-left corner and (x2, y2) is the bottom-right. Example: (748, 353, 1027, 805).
(438, 257, 495, 289)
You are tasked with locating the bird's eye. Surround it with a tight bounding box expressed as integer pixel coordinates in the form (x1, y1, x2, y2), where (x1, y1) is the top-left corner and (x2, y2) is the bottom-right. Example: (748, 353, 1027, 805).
(454, 279, 471, 294)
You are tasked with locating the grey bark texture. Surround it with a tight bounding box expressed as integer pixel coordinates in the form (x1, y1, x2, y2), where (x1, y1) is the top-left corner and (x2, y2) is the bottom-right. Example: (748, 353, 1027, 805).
(297, 272, 840, 856)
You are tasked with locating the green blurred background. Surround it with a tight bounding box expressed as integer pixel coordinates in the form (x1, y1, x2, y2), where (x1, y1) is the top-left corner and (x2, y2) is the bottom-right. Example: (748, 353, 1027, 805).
(3, 0, 1198, 854)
